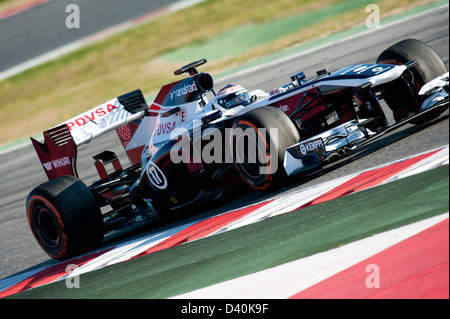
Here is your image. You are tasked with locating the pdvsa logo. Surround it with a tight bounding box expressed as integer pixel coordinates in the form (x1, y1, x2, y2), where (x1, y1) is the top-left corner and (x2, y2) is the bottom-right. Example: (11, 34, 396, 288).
(66, 104, 118, 130)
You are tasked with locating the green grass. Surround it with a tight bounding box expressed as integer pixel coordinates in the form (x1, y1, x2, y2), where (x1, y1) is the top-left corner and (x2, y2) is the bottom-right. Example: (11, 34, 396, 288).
(162, 0, 380, 63)
(8, 165, 448, 299)
(0, 0, 441, 145)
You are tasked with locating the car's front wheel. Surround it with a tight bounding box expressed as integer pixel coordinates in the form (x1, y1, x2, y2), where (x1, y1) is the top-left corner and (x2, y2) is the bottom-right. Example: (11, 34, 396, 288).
(231, 106, 300, 190)
(377, 38, 448, 124)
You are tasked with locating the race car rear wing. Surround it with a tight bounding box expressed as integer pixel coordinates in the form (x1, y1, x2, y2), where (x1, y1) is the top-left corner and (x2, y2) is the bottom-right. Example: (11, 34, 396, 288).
(61, 89, 148, 145)
(31, 89, 149, 180)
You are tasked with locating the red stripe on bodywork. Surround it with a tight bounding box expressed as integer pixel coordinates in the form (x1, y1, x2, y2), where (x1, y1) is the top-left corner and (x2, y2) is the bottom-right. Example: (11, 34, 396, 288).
(152, 81, 179, 106)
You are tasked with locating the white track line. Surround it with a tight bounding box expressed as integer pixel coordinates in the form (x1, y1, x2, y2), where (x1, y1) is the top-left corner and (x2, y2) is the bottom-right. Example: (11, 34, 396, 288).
(172, 213, 449, 299)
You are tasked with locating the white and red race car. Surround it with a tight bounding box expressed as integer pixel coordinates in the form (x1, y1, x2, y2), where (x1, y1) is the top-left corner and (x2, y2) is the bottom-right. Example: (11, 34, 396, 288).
(27, 39, 448, 259)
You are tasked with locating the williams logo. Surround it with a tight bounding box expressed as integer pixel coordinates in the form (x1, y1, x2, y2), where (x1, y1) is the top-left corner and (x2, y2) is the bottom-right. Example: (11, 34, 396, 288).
(42, 156, 71, 171)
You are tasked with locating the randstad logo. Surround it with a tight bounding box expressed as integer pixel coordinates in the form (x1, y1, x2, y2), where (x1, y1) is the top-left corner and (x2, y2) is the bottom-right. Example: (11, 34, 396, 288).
(169, 83, 198, 100)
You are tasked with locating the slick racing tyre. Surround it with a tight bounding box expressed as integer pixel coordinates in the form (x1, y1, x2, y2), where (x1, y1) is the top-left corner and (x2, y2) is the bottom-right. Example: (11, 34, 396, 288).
(231, 106, 300, 190)
(27, 176, 104, 260)
(377, 38, 448, 124)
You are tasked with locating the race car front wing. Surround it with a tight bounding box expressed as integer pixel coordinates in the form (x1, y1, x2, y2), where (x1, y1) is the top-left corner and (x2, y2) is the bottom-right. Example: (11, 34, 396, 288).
(283, 137, 327, 176)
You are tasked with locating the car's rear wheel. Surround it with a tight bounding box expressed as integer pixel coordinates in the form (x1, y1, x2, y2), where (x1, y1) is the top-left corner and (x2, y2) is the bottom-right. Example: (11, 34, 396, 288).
(231, 106, 300, 190)
(377, 38, 448, 124)
(27, 176, 104, 260)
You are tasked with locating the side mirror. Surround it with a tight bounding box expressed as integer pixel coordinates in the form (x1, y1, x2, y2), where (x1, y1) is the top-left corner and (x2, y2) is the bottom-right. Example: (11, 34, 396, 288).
(290, 71, 306, 84)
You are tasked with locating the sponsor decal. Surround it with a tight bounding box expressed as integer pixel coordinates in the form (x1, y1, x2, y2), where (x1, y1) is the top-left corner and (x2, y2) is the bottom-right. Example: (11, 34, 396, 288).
(146, 161, 168, 190)
(294, 139, 324, 156)
(117, 124, 132, 141)
(353, 65, 369, 73)
(304, 139, 324, 152)
(371, 66, 391, 75)
(169, 83, 198, 100)
(340, 65, 365, 75)
(66, 104, 118, 130)
(299, 144, 307, 155)
(155, 121, 177, 137)
(43, 156, 71, 171)
(269, 88, 284, 96)
(154, 110, 188, 137)
(279, 104, 290, 112)
(179, 109, 187, 123)
(340, 64, 394, 76)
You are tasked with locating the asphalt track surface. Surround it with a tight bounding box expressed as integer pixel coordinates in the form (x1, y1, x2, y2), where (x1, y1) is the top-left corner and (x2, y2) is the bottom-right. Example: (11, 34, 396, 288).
(0, 0, 184, 72)
(0, 5, 448, 281)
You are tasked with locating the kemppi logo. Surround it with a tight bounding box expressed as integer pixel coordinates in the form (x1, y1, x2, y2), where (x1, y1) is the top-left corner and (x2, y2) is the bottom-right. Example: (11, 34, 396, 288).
(146, 161, 168, 190)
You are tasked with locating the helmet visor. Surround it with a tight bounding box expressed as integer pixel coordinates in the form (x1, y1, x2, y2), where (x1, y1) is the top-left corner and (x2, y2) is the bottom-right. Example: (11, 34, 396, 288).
(218, 91, 251, 109)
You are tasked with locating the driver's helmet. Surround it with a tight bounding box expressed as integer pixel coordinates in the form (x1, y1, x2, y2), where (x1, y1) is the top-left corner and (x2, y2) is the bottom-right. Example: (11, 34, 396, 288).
(215, 84, 252, 110)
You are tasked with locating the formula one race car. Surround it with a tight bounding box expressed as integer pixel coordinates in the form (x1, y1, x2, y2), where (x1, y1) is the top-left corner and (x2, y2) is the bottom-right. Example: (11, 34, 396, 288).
(27, 39, 448, 259)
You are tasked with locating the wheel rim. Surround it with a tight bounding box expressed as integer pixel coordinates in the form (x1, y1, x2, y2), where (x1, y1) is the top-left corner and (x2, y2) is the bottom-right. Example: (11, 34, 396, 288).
(239, 136, 261, 179)
(32, 203, 61, 249)
(234, 128, 268, 180)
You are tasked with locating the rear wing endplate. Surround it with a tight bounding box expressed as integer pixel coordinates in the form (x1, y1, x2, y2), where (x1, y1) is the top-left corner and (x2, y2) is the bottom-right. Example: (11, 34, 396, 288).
(31, 124, 79, 180)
